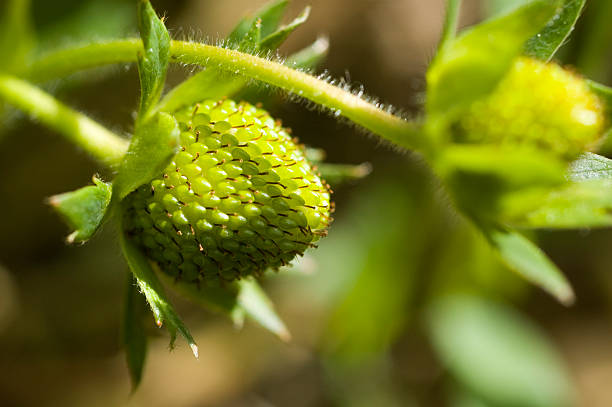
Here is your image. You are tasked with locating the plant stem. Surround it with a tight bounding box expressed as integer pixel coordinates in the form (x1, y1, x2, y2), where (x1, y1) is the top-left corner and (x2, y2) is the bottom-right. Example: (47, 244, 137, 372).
(0, 74, 128, 165)
(28, 39, 428, 151)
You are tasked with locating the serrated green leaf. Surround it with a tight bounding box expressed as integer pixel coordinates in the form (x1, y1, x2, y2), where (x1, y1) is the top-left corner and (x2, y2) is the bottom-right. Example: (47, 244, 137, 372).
(48, 176, 112, 243)
(237, 278, 290, 341)
(137, 0, 170, 121)
(438, 145, 566, 188)
(484, 227, 574, 305)
(317, 162, 372, 186)
(0, 0, 35, 75)
(119, 232, 198, 357)
(501, 179, 612, 228)
(569, 152, 612, 181)
(123, 272, 148, 391)
(426, 0, 557, 117)
(525, 0, 585, 61)
(427, 294, 574, 407)
(259, 6, 310, 51)
(227, 0, 288, 45)
(285, 36, 329, 70)
(113, 112, 179, 199)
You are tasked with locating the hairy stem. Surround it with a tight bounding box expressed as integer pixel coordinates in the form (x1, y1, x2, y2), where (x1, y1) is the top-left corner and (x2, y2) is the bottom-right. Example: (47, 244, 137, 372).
(0, 74, 128, 165)
(28, 39, 428, 151)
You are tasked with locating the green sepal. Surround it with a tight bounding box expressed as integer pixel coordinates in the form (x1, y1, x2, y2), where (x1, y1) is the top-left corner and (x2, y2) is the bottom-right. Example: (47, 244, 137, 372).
(119, 231, 198, 357)
(426, 0, 557, 119)
(569, 152, 612, 181)
(48, 175, 112, 244)
(227, 0, 289, 45)
(136, 0, 170, 121)
(483, 226, 574, 305)
(427, 294, 574, 407)
(157, 272, 290, 341)
(524, 0, 586, 61)
(113, 112, 179, 200)
(259, 6, 310, 51)
(123, 272, 148, 392)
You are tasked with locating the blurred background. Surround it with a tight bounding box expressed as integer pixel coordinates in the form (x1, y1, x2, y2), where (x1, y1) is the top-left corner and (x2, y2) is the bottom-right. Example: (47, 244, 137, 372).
(2, 0, 612, 406)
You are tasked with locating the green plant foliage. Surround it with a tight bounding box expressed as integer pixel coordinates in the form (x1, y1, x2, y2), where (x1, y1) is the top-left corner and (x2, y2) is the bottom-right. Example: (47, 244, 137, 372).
(0, 0, 34, 75)
(47, 176, 112, 243)
(259, 6, 310, 50)
(113, 112, 179, 200)
(569, 152, 612, 180)
(427, 294, 574, 407)
(525, 0, 586, 61)
(485, 227, 574, 305)
(237, 278, 290, 341)
(427, 0, 557, 119)
(136, 0, 170, 121)
(119, 231, 198, 357)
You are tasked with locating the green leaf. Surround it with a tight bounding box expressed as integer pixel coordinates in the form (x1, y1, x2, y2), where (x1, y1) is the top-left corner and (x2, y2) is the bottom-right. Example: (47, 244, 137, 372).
(113, 112, 179, 200)
(285, 36, 329, 70)
(426, 0, 557, 117)
(501, 179, 612, 229)
(524, 0, 586, 61)
(569, 152, 612, 181)
(119, 232, 198, 357)
(427, 294, 574, 407)
(136, 0, 170, 121)
(0, 0, 35, 75)
(227, 0, 288, 45)
(317, 162, 372, 186)
(48, 176, 112, 243)
(123, 272, 148, 391)
(484, 227, 574, 305)
(438, 145, 566, 189)
(259, 6, 311, 51)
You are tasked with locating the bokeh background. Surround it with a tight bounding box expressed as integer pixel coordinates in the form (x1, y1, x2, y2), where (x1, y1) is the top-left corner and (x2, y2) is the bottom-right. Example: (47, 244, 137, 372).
(2, 0, 612, 406)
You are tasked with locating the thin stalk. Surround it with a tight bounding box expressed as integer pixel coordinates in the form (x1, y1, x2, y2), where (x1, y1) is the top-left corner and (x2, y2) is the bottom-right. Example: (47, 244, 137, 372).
(0, 74, 128, 165)
(437, 0, 461, 55)
(28, 39, 427, 151)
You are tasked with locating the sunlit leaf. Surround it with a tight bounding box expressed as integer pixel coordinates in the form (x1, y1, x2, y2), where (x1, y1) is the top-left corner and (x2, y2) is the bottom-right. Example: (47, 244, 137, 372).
(259, 6, 310, 51)
(113, 112, 179, 200)
(120, 232, 198, 357)
(525, 0, 586, 61)
(485, 227, 574, 305)
(426, 0, 557, 117)
(227, 0, 288, 45)
(123, 272, 148, 391)
(48, 176, 112, 243)
(136, 0, 170, 121)
(238, 278, 290, 341)
(285, 36, 329, 70)
(569, 152, 612, 181)
(428, 294, 574, 407)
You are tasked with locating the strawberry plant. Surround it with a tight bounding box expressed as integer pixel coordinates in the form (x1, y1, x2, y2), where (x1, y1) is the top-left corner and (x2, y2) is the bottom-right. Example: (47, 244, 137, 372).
(2, 0, 612, 400)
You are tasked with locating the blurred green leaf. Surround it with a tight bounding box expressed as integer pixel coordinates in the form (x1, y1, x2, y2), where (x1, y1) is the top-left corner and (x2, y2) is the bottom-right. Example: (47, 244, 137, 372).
(588, 80, 612, 120)
(317, 162, 372, 186)
(569, 152, 612, 181)
(428, 294, 574, 407)
(285, 36, 329, 70)
(113, 112, 179, 200)
(259, 6, 310, 51)
(502, 179, 612, 228)
(438, 145, 566, 189)
(437, 0, 461, 55)
(237, 277, 290, 341)
(137, 0, 170, 121)
(123, 273, 148, 391)
(426, 1, 556, 118)
(525, 0, 585, 61)
(119, 232, 198, 357)
(48, 176, 112, 244)
(484, 0, 531, 16)
(485, 227, 574, 305)
(0, 0, 35, 74)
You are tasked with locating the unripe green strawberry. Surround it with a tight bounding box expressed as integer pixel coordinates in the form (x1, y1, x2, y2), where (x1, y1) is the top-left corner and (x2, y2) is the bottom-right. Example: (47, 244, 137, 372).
(457, 57, 605, 160)
(122, 99, 332, 285)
